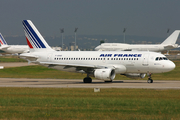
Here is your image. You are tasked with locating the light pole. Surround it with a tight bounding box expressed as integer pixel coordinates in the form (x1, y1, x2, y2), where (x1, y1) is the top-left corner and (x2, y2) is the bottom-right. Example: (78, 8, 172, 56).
(74, 28, 78, 51)
(167, 28, 170, 37)
(60, 28, 64, 51)
(123, 28, 126, 43)
(166, 28, 170, 55)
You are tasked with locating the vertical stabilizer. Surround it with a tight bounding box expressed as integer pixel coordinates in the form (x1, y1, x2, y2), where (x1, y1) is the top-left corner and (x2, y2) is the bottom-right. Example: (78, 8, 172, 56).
(22, 20, 54, 52)
(161, 30, 180, 45)
(0, 33, 8, 46)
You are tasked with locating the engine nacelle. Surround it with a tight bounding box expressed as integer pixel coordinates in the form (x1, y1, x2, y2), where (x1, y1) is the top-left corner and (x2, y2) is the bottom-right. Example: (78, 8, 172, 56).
(94, 69, 115, 81)
(122, 73, 146, 79)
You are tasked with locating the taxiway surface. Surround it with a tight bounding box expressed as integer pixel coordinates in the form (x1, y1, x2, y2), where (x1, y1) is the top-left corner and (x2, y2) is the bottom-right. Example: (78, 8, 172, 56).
(0, 78, 180, 89)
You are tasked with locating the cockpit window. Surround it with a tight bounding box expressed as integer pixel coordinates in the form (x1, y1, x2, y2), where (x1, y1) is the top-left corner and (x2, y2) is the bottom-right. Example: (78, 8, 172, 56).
(155, 57, 168, 61)
(163, 57, 168, 60)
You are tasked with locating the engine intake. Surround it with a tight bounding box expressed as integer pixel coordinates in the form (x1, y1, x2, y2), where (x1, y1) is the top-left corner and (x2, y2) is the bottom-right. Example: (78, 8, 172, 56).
(94, 69, 115, 81)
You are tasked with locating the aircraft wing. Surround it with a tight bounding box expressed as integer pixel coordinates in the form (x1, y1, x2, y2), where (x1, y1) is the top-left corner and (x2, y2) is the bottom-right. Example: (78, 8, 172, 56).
(39, 62, 126, 74)
(122, 49, 132, 51)
(40, 61, 102, 69)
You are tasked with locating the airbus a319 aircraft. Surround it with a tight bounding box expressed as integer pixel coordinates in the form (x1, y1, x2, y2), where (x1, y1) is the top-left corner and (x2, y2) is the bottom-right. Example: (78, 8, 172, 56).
(20, 20, 176, 83)
(95, 30, 180, 52)
(0, 33, 29, 54)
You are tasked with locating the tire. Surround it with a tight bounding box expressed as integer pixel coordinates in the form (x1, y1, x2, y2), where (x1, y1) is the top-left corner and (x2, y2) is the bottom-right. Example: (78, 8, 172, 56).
(83, 77, 92, 83)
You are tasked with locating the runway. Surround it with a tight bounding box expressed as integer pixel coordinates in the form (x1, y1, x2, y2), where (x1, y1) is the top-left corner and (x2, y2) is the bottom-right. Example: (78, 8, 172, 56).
(0, 78, 180, 89)
(0, 62, 36, 68)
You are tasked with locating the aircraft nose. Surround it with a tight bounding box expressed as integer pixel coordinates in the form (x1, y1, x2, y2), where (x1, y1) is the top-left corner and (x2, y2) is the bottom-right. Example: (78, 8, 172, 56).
(164, 61, 176, 71)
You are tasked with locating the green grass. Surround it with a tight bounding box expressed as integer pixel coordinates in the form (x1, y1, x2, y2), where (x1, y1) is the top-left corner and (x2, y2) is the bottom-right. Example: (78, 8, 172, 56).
(0, 56, 26, 62)
(0, 88, 179, 120)
(0, 61, 180, 80)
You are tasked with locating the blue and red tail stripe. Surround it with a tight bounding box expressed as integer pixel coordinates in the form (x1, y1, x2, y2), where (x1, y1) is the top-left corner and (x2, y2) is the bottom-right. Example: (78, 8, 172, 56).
(22, 20, 46, 48)
(0, 33, 7, 45)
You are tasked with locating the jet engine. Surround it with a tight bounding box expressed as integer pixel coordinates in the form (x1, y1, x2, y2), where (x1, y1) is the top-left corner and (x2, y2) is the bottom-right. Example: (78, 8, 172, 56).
(94, 69, 115, 81)
(122, 73, 146, 79)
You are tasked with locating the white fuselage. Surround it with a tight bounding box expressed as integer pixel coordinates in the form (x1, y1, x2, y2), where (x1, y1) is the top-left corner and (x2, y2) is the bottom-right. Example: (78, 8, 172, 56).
(25, 51, 175, 74)
(95, 43, 178, 52)
(0, 45, 29, 54)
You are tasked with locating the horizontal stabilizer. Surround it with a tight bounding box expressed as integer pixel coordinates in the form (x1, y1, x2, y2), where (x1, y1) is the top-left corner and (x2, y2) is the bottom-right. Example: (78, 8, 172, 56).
(0, 46, 9, 49)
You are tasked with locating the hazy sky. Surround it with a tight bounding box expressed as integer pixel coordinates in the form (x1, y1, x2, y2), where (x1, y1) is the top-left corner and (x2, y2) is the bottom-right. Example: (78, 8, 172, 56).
(0, 0, 180, 38)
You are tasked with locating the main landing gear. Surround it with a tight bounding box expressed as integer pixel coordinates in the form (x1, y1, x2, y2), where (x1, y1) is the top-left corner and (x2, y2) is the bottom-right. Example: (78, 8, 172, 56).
(147, 72, 153, 83)
(83, 76, 92, 83)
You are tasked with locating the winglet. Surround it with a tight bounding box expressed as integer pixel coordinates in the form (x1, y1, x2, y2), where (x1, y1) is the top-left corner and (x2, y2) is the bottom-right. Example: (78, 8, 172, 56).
(22, 20, 54, 52)
(161, 30, 180, 45)
(0, 33, 8, 46)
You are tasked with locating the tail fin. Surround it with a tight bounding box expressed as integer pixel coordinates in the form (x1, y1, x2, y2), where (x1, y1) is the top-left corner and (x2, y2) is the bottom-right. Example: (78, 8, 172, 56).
(161, 30, 180, 45)
(0, 33, 8, 46)
(22, 20, 54, 52)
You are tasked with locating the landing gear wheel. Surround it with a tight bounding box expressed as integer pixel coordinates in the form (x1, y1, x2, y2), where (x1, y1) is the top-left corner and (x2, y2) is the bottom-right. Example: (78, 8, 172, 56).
(83, 77, 92, 83)
(104, 80, 112, 83)
(147, 78, 153, 83)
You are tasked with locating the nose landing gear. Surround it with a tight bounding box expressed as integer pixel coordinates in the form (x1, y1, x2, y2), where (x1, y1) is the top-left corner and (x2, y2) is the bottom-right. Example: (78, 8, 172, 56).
(147, 72, 153, 83)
